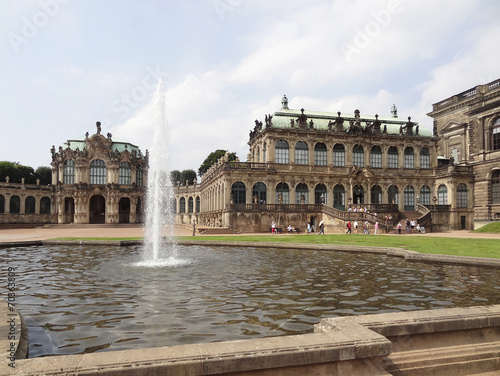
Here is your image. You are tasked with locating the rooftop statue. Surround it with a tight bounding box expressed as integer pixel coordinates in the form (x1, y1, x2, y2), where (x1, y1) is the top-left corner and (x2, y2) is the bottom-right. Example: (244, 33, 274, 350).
(391, 104, 398, 118)
(281, 94, 289, 110)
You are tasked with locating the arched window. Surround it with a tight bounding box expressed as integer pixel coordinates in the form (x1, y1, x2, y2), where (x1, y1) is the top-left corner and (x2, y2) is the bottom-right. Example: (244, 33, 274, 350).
(491, 171, 500, 204)
(231, 182, 246, 204)
(314, 143, 327, 165)
(252, 182, 267, 203)
(10, 195, 20, 214)
(353, 145, 364, 166)
(404, 147, 414, 169)
(333, 144, 345, 166)
(136, 166, 143, 186)
(295, 141, 309, 164)
(420, 185, 431, 206)
(275, 140, 289, 164)
(333, 184, 345, 210)
(195, 196, 200, 213)
(457, 183, 468, 208)
(90, 159, 106, 185)
(180, 197, 186, 213)
(256, 146, 260, 163)
(315, 184, 327, 204)
(40, 197, 51, 214)
(404, 186, 415, 211)
(438, 184, 448, 205)
(188, 197, 194, 213)
(353, 185, 364, 204)
(388, 185, 399, 206)
(63, 159, 75, 184)
(420, 147, 430, 169)
(295, 183, 308, 204)
(388, 146, 398, 168)
(0, 195, 4, 213)
(119, 162, 131, 185)
(371, 185, 382, 204)
(370, 146, 382, 168)
(25, 196, 35, 214)
(263, 143, 267, 163)
(492, 118, 500, 151)
(276, 183, 289, 204)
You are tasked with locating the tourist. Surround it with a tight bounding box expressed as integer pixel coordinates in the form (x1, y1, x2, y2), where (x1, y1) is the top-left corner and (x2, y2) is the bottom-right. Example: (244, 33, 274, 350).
(271, 220, 276, 234)
(406, 218, 411, 233)
(318, 222, 325, 235)
(346, 221, 352, 234)
(192, 220, 196, 236)
(353, 220, 358, 234)
(374, 221, 379, 235)
(410, 219, 416, 232)
(287, 224, 293, 233)
(307, 222, 311, 233)
(416, 223, 421, 233)
(397, 222, 402, 234)
(363, 221, 369, 235)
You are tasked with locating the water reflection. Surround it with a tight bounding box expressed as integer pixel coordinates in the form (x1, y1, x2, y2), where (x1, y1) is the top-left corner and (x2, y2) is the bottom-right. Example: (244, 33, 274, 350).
(3, 245, 499, 358)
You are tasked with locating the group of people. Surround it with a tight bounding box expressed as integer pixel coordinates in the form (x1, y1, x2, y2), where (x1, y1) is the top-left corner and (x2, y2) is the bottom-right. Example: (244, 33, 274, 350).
(346, 220, 380, 235)
(397, 218, 424, 234)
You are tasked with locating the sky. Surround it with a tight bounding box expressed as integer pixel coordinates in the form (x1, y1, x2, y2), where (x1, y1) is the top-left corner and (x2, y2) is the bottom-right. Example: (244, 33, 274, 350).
(1, 0, 500, 175)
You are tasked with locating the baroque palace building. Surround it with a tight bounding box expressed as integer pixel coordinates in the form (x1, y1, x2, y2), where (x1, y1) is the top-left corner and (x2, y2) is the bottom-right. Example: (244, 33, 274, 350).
(174, 78, 500, 233)
(0, 122, 148, 225)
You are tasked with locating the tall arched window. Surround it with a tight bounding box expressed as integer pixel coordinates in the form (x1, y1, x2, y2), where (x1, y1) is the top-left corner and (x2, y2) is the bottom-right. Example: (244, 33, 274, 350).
(387, 146, 398, 168)
(276, 183, 289, 204)
(40, 197, 51, 214)
(371, 185, 382, 204)
(63, 159, 75, 184)
(315, 184, 327, 204)
(195, 197, 200, 213)
(404, 186, 415, 211)
(353, 145, 364, 166)
(370, 146, 382, 168)
(420, 185, 431, 205)
(0, 195, 4, 213)
(420, 147, 430, 169)
(90, 159, 106, 185)
(180, 197, 186, 213)
(188, 197, 194, 213)
(119, 162, 131, 185)
(136, 166, 143, 186)
(492, 118, 500, 151)
(10, 196, 20, 214)
(404, 147, 414, 169)
(333, 184, 345, 210)
(457, 183, 468, 208)
(438, 184, 448, 205)
(252, 182, 267, 203)
(295, 183, 308, 204)
(333, 144, 345, 166)
(275, 140, 289, 164)
(231, 182, 246, 204)
(295, 141, 309, 164)
(491, 171, 500, 204)
(25, 196, 35, 214)
(388, 185, 399, 206)
(314, 143, 327, 165)
(263, 143, 267, 163)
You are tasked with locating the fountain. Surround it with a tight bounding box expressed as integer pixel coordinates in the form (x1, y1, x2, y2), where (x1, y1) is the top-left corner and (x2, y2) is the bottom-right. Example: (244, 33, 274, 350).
(140, 79, 184, 267)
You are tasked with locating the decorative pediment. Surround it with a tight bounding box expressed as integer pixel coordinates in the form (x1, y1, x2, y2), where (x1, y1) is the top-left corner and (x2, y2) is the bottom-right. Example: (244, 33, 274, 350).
(439, 121, 467, 135)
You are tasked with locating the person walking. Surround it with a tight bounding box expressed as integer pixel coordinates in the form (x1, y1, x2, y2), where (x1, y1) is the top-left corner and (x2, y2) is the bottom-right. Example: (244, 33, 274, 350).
(353, 220, 358, 234)
(346, 221, 352, 234)
(374, 221, 379, 235)
(397, 222, 402, 234)
(271, 220, 276, 234)
(318, 222, 325, 235)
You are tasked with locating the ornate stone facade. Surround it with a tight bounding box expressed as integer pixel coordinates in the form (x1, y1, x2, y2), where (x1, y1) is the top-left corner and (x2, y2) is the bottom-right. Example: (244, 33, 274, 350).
(0, 122, 148, 225)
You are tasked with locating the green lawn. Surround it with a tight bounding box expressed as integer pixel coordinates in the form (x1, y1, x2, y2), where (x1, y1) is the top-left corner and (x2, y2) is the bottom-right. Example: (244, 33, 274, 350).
(51, 233, 500, 259)
(474, 222, 500, 233)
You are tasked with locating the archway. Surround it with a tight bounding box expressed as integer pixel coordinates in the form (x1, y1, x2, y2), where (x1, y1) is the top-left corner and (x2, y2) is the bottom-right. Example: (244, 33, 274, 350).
(64, 197, 75, 223)
(119, 197, 131, 223)
(89, 195, 105, 224)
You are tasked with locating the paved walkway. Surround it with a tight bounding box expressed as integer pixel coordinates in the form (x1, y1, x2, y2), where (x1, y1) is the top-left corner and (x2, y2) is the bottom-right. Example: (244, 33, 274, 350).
(0, 225, 499, 243)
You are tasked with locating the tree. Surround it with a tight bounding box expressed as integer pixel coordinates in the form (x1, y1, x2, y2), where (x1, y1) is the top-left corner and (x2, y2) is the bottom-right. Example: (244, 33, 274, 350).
(180, 169, 197, 185)
(170, 170, 181, 185)
(198, 150, 237, 177)
(0, 161, 36, 183)
(35, 166, 52, 185)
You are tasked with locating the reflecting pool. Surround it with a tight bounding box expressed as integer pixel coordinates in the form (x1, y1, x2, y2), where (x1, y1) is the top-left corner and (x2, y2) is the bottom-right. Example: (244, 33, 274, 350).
(3, 244, 500, 358)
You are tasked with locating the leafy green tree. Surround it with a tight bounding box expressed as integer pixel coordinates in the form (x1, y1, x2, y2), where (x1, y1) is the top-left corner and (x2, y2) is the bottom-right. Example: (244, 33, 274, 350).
(170, 170, 181, 185)
(35, 166, 52, 185)
(0, 161, 36, 183)
(198, 150, 237, 177)
(180, 169, 197, 185)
